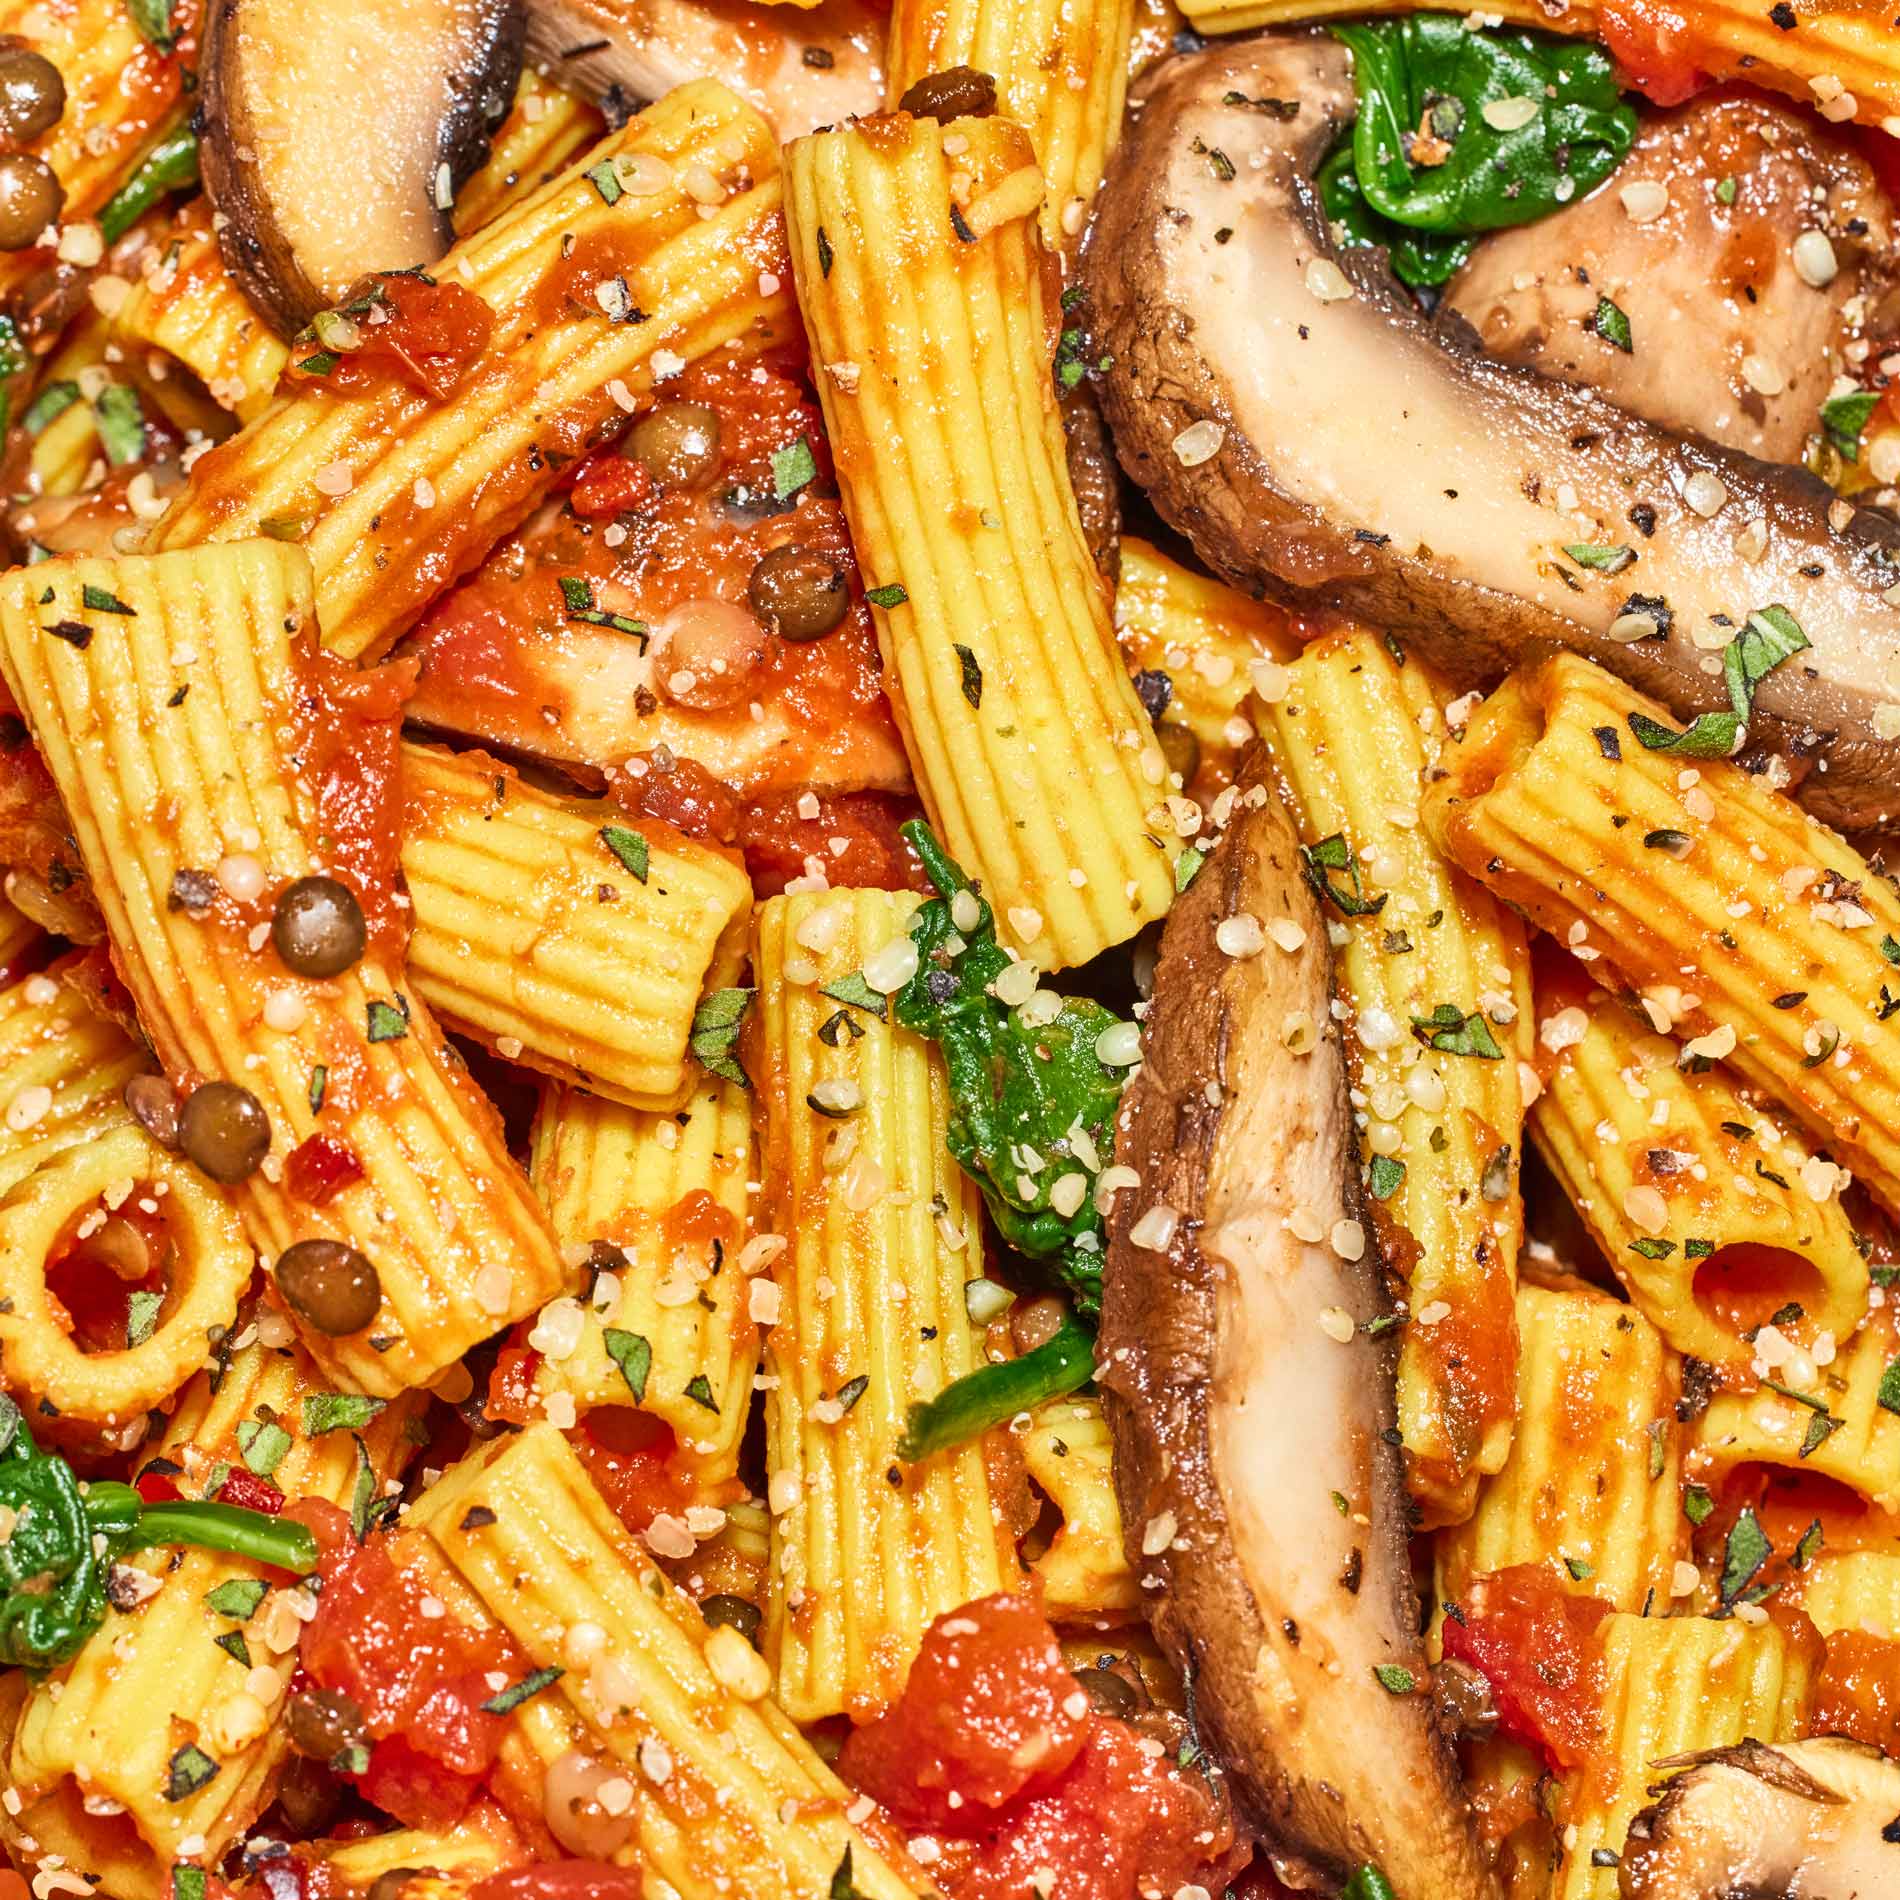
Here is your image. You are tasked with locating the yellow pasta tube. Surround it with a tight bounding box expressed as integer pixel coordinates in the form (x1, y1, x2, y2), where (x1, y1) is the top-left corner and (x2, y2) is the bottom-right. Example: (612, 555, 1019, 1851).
(152, 84, 795, 662)
(18, 315, 113, 500)
(754, 889, 1013, 1719)
(406, 1423, 931, 1900)
(0, 966, 147, 1197)
(0, 1120, 252, 1424)
(1691, 1303, 1900, 1512)
(1113, 534, 1298, 793)
(1530, 977, 1868, 1368)
(525, 1075, 758, 1478)
(401, 742, 750, 1111)
(1554, 1611, 1814, 1900)
(109, 204, 289, 423)
(1423, 652, 1900, 1225)
(303, 1805, 525, 1897)
(883, 0, 1133, 250)
(783, 114, 1176, 971)
(0, 543, 567, 1398)
(1023, 1396, 1140, 1621)
(0, 0, 187, 305)
(1259, 625, 1531, 1525)
(1169, 0, 1899, 133)
(7, 1340, 420, 1885)
(452, 71, 605, 236)
(1801, 1549, 1900, 1637)
(1436, 1279, 1683, 1620)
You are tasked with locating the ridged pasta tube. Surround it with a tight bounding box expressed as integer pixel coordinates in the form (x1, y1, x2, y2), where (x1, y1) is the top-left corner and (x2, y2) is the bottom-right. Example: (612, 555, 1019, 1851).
(1802, 1550, 1900, 1636)
(303, 1805, 525, 1898)
(402, 743, 750, 1111)
(1424, 653, 1900, 1227)
(0, 966, 147, 1198)
(1023, 1396, 1139, 1620)
(1555, 1612, 1814, 1900)
(1435, 1280, 1683, 1622)
(1167, 0, 1900, 133)
(0, 0, 187, 305)
(1258, 626, 1531, 1525)
(6, 1341, 420, 1885)
(109, 205, 289, 423)
(407, 1424, 931, 1900)
(883, 0, 1134, 249)
(0, 1120, 252, 1425)
(452, 71, 605, 237)
(526, 1076, 758, 1477)
(754, 889, 1013, 1719)
(1692, 1304, 1900, 1513)
(1113, 534, 1297, 792)
(783, 114, 1176, 971)
(153, 82, 795, 661)
(1530, 969, 1868, 1368)
(0, 543, 567, 1397)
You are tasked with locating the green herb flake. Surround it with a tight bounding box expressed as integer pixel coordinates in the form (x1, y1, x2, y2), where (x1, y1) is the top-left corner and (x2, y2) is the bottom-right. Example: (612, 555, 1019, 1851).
(309, 1064, 328, 1114)
(81, 584, 135, 617)
(1371, 1663, 1415, 1695)
(603, 1328, 652, 1403)
(1683, 1484, 1715, 1526)
(833, 1373, 868, 1414)
(816, 227, 834, 279)
(164, 1742, 220, 1802)
(1368, 1154, 1406, 1201)
(365, 998, 408, 1043)
(771, 436, 818, 501)
(830, 1846, 863, 1900)
(1301, 832, 1387, 918)
(953, 642, 983, 709)
(600, 824, 650, 883)
(1563, 1554, 1594, 1581)
(22, 381, 79, 435)
(204, 1578, 267, 1619)
(1173, 846, 1206, 893)
(863, 582, 907, 609)
(1627, 602, 1809, 760)
(94, 385, 147, 467)
(820, 971, 887, 1020)
(684, 1373, 720, 1413)
(585, 160, 624, 205)
(1646, 1418, 1667, 1481)
(1595, 295, 1633, 353)
(1718, 1506, 1772, 1606)
(173, 1869, 207, 1900)
(1564, 542, 1635, 574)
(126, 1289, 162, 1347)
(1822, 389, 1881, 464)
(302, 1393, 386, 1436)
(127, 0, 177, 51)
(1878, 1355, 1900, 1418)
(1628, 1236, 1676, 1260)
(1410, 1003, 1504, 1059)
(1342, 1870, 1397, 1900)
(1800, 1409, 1844, 1458)
(235, 1418, 291, 1479)
(481, 1664, 564, 1714)
(1792, 1518, 1824, 1570)
(1715, 173, 1738, 203)
(690, 987, 753, 1088)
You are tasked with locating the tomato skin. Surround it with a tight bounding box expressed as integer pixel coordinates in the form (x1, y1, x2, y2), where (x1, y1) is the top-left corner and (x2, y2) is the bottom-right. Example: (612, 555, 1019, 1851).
(360, 1733, 486, 1832)
(1440, 1564, 1612, 1773)
(468, 1865, 642, 1900)
(215, 1466, 286, 1516)
(839, 1594, 1093, 1828)
(285, 1133, 366, 1207)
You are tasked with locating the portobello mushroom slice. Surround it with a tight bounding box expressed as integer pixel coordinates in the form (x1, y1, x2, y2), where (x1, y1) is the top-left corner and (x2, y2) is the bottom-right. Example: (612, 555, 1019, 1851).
(524, 0, 883, 142)
(1444, 91, 1896, 465)
(201, 0, 525, 336)
(1084, 33, 1900, 835)
(1618, 1738, 1900, 1896)
(1099, 757, 1494, 1898)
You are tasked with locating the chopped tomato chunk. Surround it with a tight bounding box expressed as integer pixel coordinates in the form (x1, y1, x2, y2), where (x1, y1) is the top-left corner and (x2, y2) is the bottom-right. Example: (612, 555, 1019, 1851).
(1812, 1629, 1900, 1755)
(288, 273, 495, 400)
(213, 1466, 286, 1516)
(840, 1593, 1091, 1826)
(285, 1133, 365, 1207)
(301, 1536, 523, 1826)
(1440, 1563, 1612, 1773)
(571, 1408, 694, 1541)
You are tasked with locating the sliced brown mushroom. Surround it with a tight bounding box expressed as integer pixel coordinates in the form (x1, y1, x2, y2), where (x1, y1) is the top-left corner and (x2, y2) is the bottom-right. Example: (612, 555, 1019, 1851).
(1099, 754, 1494, 1898)
(1618, 1737, 1900, 1896)
(524, 0, 883, 142)
(200, 0, 525, 336)
(1444, 91, 1895, 466)
(1083, 32, 1900, 835)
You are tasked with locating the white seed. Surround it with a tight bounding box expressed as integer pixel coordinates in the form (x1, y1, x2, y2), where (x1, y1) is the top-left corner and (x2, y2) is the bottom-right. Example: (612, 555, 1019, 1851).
(1619, 180, 1669, 222)
(1683, 471, 1728, 517)
(1404, 1065, 1447, 1113)
(1607, 611, 1663, 643)
(862, 934, 920, 993)
(1482, 96, 1540, 130)
(1622, 1185, 1669, 1234)
(1140, 1510, 1179, 1556)
(1792, 228, 1839, 288)
(1740, 354, 1786, 397)
(1304, 257, 1355, 303)
(1128, 1204, 1179, 1251)
(217, 854, 266, 902)
(1215, 914, 1265, 958)
(1317, 1306, 1356, 1343)
(1171, 420, 1225, 467)
(1331, 1219, 1366, 1261)
(1095, 1021, 1143, 1066)
(1267, 918, 1308, 953)
(1357, 1006, 1402, 1052)
(1670, 1560, 1700, 1598)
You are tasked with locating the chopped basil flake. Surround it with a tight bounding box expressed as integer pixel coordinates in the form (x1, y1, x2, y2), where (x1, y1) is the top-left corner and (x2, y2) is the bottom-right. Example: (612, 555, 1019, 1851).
(1371, 1663, 1415, 1695)
(1718, 1506, 1771, 1605)
(1627, 602, 1809, 759)
(481, 1664, 564, 1714)
(302, 1393, 386, 1435)
(1683, 1483, 1714, 1526)
(864, 583, 908, 609)
(164, 1742, 219, 1802)
(584, 159, 624, 205)
(81, 584, 135, 616)
(235, 1418, 291, 1479)
(126, 1289, 161, 1347)
(603, 1328, 652, 1403)
(1564, 542, 1634, 574)
(204, 1578, 267, 1619)
(1628, 1237, 1676, 1260)
(600, 824, 650, 883)
(365, 998, 408, 1043)
(1563, 1554, 1593, 1581)
(834, 1373, 868, 1413)
(1173, 847, 1205, 893)
(1594, 295, 1633, 353)
(1878, 1355, 1900, 1418)
(1821, 389, 1880, 464)
(22, 381, 78, 435)
(309, 1064, 328, 1114)
(771, 436, 817, 501)
(684, 1373, 720, 1412)
(691, 987, 753, 1088)
(1367, 1154, 1406, 1201)
(953, 642, 983, 709)
(1301, 832, 1387, 918)
(1792, 1518, 1823, 1569)
(94, 384, 147, 467)
(816, 227, 834, 278)
(830, 1846, 863, 1900)
(820, 971, 886, 1020)
(1410, 1003, 1502, 1059)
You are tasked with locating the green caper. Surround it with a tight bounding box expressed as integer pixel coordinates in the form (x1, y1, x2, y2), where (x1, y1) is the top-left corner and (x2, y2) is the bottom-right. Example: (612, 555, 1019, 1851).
(747, 544, 850, 643)
(700, 1594, 763, 1645)
(628, 402, 722, 488)
(0, 46, 65, 143)
(271, 875, 367, 978)
(1072, 1665, 1139, 1719)
(276, 1239, 382, 1336)
(285, 1687, 367, 1762)
(0, 151, 60, 251)
(898, 66, 998, 121)
(1156, 719, 1200, 787)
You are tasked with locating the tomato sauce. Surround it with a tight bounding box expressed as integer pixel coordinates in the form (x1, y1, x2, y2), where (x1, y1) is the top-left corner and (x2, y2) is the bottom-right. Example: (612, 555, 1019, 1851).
(1593, 0, 1712, 107)
(469, 1868, 641, 1900)
(1810, 1629, 1900, 1753)
(285, 1133, 366, 1208)
(301, 1534, 526, 1829)
(569, 1407, 698, 1541)
(841, 1596, 1245, 1900)
(400, 357, 909, 807)
(287, 274, 495, 402)
(1439, 1564, 1613, 1773)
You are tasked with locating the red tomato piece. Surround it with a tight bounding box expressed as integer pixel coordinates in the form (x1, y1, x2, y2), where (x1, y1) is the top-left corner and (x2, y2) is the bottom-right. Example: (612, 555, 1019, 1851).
(468, 1865, 643, 1900)
(215, 1466, 286, 1516)
(570, 1409, 692, 1541)
(839, 1593, 1091, 1828)
(566, 451, 658, 520)
(949, 1718, 1244, 1900)
(287, 274, 495, 400)
(1811, 1629, 1900, 1756)
(360, 1733, 487, 1832)
(285, 1133, 366, 1207)
(485, 1344, 544, 1427)
(1440, 1563, 1612, 1773)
